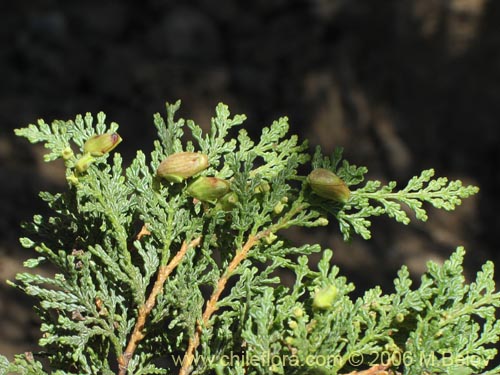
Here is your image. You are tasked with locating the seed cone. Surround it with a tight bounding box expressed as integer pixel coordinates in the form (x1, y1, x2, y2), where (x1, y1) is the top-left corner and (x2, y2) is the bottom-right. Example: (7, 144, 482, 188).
(187, 177, 230, 202)
(307, 168, 350, 203)
(216, 191, 239, 211)
(254, 181, 270, 194)
(313, 285, 338, 310)
(84, 132, 122, 156)
(157, 152, 209, 183)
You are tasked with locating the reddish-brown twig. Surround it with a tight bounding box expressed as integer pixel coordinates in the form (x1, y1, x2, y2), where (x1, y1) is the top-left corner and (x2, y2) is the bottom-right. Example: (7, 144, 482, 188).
(178, 205, 309, 375)
(178, 234, 259, 375)
(117, 236, 202, 375)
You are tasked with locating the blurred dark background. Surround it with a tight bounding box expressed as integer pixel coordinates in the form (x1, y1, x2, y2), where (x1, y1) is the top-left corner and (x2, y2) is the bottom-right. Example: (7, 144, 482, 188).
(1, 0, 500, 361)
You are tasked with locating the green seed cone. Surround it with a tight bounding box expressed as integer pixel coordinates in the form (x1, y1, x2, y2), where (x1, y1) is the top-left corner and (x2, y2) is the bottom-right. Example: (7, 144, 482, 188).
(307, 168, 350, 203)
(293, 307, 304, 318)
(187, 177, 230, 202)
(312, 285, 338, 310)
(254, 181, 270, 194)
(83, 132, 122, 156)
(157, 152, 209, 183)
(61, 147, 74, 160)
(215, 191, 239, 211)
(273, 201, 285, 214)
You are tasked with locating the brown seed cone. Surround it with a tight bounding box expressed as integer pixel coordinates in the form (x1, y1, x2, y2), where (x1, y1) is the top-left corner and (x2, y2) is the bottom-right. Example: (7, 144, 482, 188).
(157, 152, 209, 183)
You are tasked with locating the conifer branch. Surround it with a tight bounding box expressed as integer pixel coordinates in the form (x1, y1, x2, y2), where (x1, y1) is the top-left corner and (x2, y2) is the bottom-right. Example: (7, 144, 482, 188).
(118, 236, 202, 375)
(5, 102, 495, 375)
(179, 234, 258, 375)
(179, 203, 308, 375)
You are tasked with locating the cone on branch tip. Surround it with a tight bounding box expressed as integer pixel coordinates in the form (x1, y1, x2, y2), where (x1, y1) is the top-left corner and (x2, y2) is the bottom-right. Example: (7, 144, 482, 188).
(157, 152, 209, 183)
(187, 176, 230, 202)
(307, 168, 350, 203)
(215, 191, 239, 211)
(313, 285, 338, 310)
(83, 132, 122, 157)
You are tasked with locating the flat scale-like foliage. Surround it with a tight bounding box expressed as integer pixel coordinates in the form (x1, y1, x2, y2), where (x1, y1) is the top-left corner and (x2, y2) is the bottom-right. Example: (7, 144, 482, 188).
(1, 101, 497, 375)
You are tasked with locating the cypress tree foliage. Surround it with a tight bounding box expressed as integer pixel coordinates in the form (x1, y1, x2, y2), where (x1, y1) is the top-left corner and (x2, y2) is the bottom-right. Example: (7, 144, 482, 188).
(1, 101, 498, 375)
